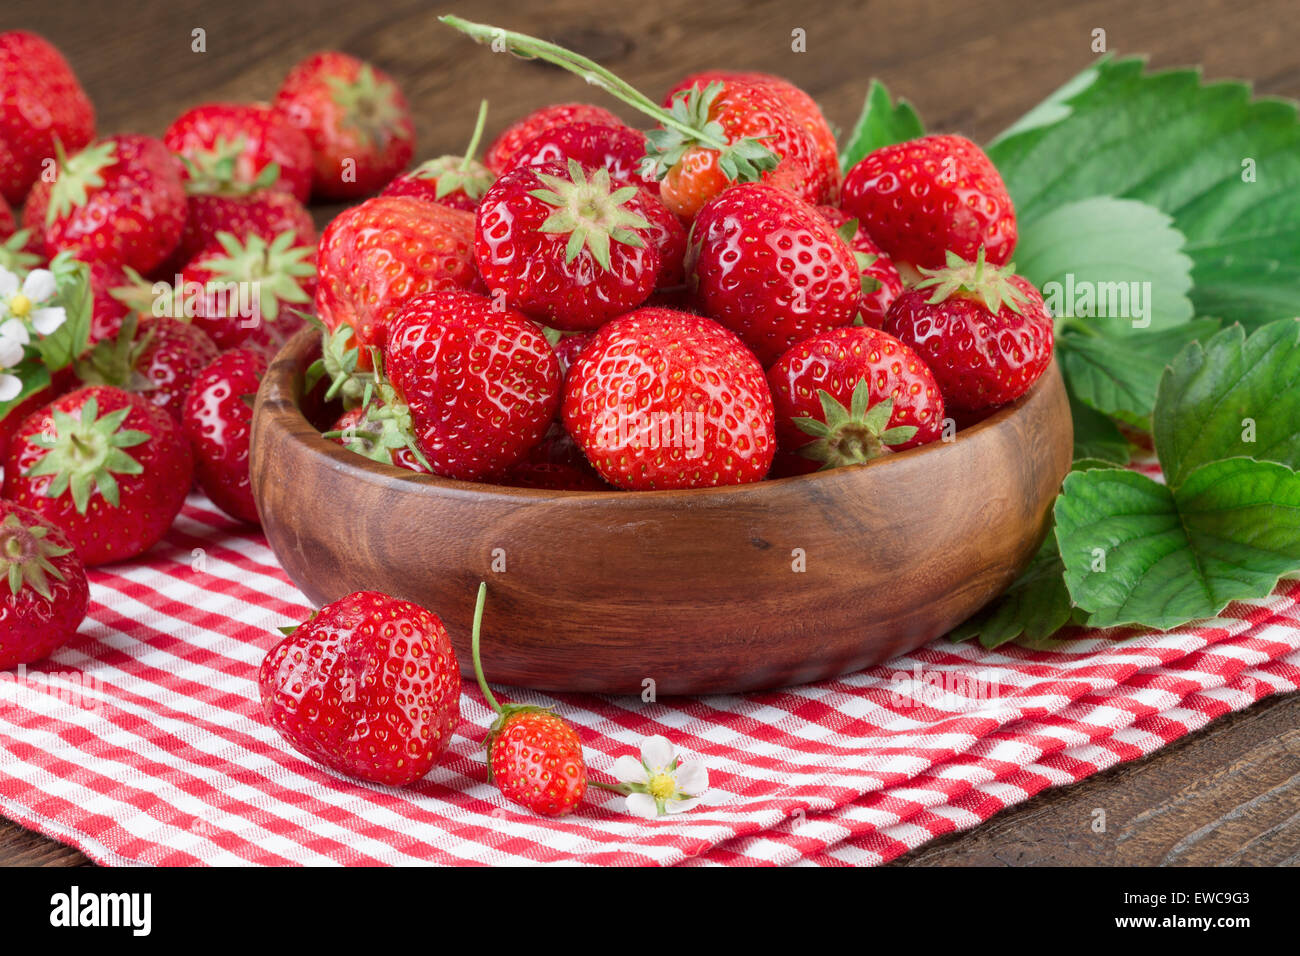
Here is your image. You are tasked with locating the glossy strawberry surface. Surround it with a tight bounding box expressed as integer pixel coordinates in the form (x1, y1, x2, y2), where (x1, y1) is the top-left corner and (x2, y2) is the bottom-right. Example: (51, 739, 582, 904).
(0, 501, 89, 669)
(489, 710, 588, 816)
(506, 120, 656, 192)
(385, 290, 561, 481)
(687, 183, 860, 365)
(381, 156, 494, 211)
(842, 134, 1018, 271)
(170, 189, 315, 269)
(183, 349, 267, 523)
(562, 307, 776, 489)
(164, 101, 314, 202)
(259, 590, 461, 787)
(483, 102, 621, 174)
(816, 205, 905, 328)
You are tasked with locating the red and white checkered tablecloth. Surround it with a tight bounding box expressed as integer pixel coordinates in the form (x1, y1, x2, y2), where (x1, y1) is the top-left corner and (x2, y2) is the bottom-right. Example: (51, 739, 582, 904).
(1, 492, 1298, 866)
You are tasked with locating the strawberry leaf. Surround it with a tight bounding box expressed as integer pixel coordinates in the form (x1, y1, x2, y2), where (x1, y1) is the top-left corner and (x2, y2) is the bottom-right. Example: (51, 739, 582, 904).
(840, 80, 924, 173)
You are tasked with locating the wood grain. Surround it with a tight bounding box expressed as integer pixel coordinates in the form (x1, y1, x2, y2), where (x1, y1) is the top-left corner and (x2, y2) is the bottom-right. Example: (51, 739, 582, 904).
(2, 0, 1297, 863)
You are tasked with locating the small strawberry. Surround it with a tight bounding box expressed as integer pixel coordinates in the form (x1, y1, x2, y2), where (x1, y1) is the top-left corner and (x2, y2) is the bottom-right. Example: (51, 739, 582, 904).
(3, 385, 193, 566)
(474, 159, 661, 331)
(483, 102, 621, 174)
(381, 100, 494, 211)
(816, 206, 904, 328)
(0, 502, 89, 669)
(841, 134, 1018, 271)
(74, 312, 219, 422)
(170, 187, 316, 270)
(327, 403, 430, 475)
(883, 250, 1053, 413)
(23, 135, 186, 273)
(506, 120, 657, 192)
(384, 289, 560, 481)
(687, 183, 861, 365)
(259, 590, 461, 787)
(183, 349, 267, 523)
(470, 583, 587, 816)
(767, 326, 945, 476)
(274, 52, 415, 200)
(563, 307, 776, 489)
(315, 196, 478, 361)
(0, 31, 96, 206)
(164, 102, 314, 202)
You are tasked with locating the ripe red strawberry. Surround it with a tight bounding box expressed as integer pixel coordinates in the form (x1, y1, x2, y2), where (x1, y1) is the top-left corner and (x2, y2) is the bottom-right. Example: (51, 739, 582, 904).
(475, 159, 661, 331)
(384, 290, 560, 481)
(506, 120, 656, 192)
(0, 31, 96, 206)
(170, 187, 315, 269)
(687, 183, 860, 365)
(328, 403, 430, 475)
(499, 420, 607, 491)
(164, 102, 313, 202)
(470, 583, 587, 816)
(74, 312, 219, 422)
(767, 326, 945, 476)
(550, 331, 593, 379)
(842, 135, 1018, 271)
(316, 196, 478, 361)
(0, 502, 89, 669)
(274, 52, 415, 200)
(883, 250, 1053, 413)
(381, 99, 494, 211)
(0, 381, 62, 470)
(666, 70, 840, 202)
(183, 349, 267, 523)
(86, 258, 131, 343)
(563, 307, 776, 489)
(0, 195, 14, 240)
(23, 135, 186, 273)
(816, 206, 904, 328)
(3, 385, 193, 566)
(483, 102, 621, 174)
(259, 590, 461, 786)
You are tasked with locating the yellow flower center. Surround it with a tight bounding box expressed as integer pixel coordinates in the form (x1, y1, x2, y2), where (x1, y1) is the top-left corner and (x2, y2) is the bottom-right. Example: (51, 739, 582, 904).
(649, 772, 677, 801)
(9, 294, 31, 318)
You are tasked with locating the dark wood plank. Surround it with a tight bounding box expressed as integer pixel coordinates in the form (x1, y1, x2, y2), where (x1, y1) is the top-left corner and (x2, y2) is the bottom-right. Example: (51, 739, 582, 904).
(1, 0, 1297, 865)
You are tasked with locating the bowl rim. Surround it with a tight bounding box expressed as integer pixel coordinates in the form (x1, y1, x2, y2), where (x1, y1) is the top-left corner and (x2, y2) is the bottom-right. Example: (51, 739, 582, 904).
(258, 327, 1058, 502)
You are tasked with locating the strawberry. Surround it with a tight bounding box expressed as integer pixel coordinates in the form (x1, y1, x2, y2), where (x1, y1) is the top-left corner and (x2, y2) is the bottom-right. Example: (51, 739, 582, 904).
(639, 189, 687, 289)
(0, 31, 96, 206)
(767, 326, 945, 476)
(666, 70, 840, 203)
(483, 102, 621, 174)
(499, 420, 607, 491)
(816, 206, 904, 328)
(0, 382, 62, 470)
(883, 250, 1053, 413)
(259, 590, 461, 786)
(170, 187, 315, 270)
(164, 102, 313, 202)
(562, 307, 776, 489)
(328, 403, 430, 475)
(3, 385, 193, 566)
(549, 330, 593, 379)
(506, 120, 656, 192)
(381, 100, 494, 211)
(841, 134, 1018, 271)
(474, 159, 661, 331)
(315, 196, 478, 361)
(0, 502, 89, 669)
(274, 52, 415, 200)
(183, 349, 267, 523)
(86, 258, 131, 343)
(22, 135, 186, 273)
(0, 195, 14, 240)
(470, 583, 587, 816)
(384, 289, 560, 481)
(687, 183, 861, 366)
(74, 312, 219, 422)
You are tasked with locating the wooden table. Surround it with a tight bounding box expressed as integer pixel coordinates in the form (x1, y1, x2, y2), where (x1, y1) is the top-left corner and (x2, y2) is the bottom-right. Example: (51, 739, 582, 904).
(3, 0, 1297, 866)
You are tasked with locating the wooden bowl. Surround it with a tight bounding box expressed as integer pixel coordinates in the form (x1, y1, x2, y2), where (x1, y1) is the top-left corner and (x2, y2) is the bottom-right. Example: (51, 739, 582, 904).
(250, 329, 1073, 695)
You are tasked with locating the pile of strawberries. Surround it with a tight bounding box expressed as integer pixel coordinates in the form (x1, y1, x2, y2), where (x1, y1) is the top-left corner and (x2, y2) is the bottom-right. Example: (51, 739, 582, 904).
(0, 20, 1056, 816)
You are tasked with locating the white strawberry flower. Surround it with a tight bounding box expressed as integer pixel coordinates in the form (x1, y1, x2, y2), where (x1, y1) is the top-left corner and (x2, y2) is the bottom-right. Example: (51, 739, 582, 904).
(0, 318, 30, 401)
(610, 735, 708, 818)
(0, 266, 67, 337)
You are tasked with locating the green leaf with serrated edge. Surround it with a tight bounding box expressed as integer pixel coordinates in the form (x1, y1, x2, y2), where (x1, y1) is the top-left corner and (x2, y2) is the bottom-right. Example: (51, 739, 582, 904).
(1068, 388, 1131, 464)
(1153, 319, 1300, 489)
(1060, 319, 1221, 427)
(31, 254, 93, 372)
(1054, 459, 1300, 631)
(1015, 197, 1195, 338)
(839, 80, 924, 173)
(989, 57, 1300, 331)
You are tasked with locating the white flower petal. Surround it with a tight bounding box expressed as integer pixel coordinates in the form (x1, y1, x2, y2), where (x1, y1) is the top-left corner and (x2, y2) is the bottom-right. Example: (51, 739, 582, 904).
(0, 374, 21, 402)
(665, 796, 702, 814)
(0, 269, 18, 298)
(0, 318, 29, 347)
(0, 339, 23, 368)
(21, 269, 56, 303)
(610, 755, 649, 785)
(640, 735, 676, 772)
(624, 793, 660, 819)
(672, 761, 709, 796)
(30, 307, 66, 336)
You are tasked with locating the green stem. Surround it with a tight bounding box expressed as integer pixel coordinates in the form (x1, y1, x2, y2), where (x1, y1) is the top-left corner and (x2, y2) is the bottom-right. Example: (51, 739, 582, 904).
(439, 16, 729, 151)
(587, 778, 632, 794)
(461, 99, 489, 171)
(470, 581, 504, 714)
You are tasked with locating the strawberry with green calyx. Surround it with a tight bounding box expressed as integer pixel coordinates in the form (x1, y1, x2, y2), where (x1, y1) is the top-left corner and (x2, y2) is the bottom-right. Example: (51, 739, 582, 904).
(176, 139, 283, 198)
(164, 102, 314, 202)
(304, 317, 371, 409)
(818, 207, 904, 329)
(382, 100, 495, 211)
(0, 502, 89, 669)
(184, 229, 316, 325)
(470, 582, 588, 817)
(321, 346, 433, 473)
